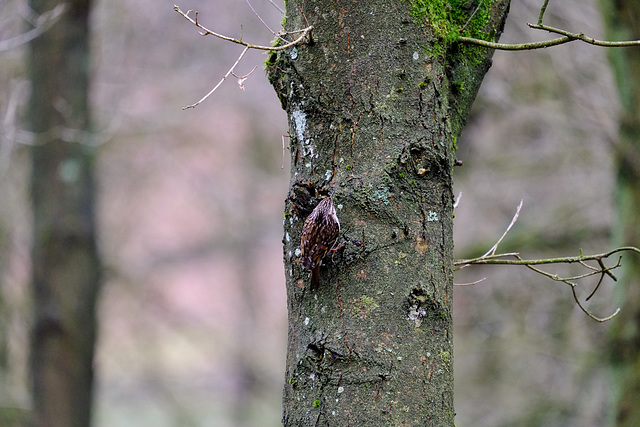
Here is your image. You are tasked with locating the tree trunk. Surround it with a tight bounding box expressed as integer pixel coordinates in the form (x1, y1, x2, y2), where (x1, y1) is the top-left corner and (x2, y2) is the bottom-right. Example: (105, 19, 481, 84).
(27, 1, 101, 426)
(269, 1, 509, 424)
(599, 2, 640, 426)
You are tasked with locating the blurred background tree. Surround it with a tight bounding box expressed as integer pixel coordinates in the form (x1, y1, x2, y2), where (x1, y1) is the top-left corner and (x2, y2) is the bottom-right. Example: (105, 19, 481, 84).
(26, 0, 101, 425)
(600, 1, 640, 425)
(0, 0, 636, 426)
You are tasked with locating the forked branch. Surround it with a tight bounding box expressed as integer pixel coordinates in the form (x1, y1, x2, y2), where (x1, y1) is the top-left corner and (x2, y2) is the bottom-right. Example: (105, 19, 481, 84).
(173, 4, 313, 108)
(460, 0, 640, 51)
(174, 5, 312, 52)
(455, 202, 640, 322)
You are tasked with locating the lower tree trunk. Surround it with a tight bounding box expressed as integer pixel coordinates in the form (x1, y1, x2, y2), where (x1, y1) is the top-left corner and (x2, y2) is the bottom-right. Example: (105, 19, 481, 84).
(269, 0, 509, 424)
(27, 1, 101, 426)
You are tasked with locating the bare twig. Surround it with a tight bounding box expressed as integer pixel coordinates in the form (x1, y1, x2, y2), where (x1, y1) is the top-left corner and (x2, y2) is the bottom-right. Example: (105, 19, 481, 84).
(245, 0, 288, 44)
(454, 277, 486, 287)
(174, 4, 312, 107)
(231, 65, 257, 91)
(585, 257, 619, 301)
(537, 0, 550, 26)
(460, 32, 640, 51)
(182, 46, 250, 109)
(268, 0, 285, 15)
(454, 197, 638, 321)
(460, 35, 572, 50)
(456, 246, 640, 267)
(528, 22, 640, 47)
(459, 199, 522, 270)
(572, 288, 620, 322)
(174, 5, 312, 52)
(460, 0, 640, 51)
(483, 199, 523, 258)
(461, 0, 484, 34)
(456, 247, 640, 322)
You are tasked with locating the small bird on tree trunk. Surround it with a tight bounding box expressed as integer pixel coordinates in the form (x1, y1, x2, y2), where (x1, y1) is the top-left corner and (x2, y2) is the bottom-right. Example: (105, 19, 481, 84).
(300, 196, 340, 289)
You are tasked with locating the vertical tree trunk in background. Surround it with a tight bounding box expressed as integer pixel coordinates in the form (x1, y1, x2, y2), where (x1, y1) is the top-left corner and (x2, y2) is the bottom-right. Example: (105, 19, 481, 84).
(600, 2, 640, 426)
(269, 0, 509, 424)
(27, 1, 100, 426)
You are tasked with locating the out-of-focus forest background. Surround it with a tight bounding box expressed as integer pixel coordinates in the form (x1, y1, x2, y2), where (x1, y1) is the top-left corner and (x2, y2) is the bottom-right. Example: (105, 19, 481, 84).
(0, 0, 631, 425)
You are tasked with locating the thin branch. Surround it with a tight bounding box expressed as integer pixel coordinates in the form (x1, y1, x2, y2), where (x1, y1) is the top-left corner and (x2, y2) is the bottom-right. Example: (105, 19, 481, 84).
(454, 196, 638, 321)
(584, 259, 610, 302)
(520, 254, 620, 283)
(456, 247, 640, 322)
(182, 46, 250, 109)
(459, 200, 522, 270)
(454, 277, 486, 287)
(525, 256, 622, 322)
(529, 22, 640, 47)
(483, 199, 523, 258)
(231, 65, 257, 90)
(461, 0, 484, 34)
(459, 35, 574, 51)
(537, 0, 550, 26)
(174, 4, 313, 107)
(456, 246, 640, 267)
(459, 0, 640, 51)
(245, 0, 288, 44)
(268, 0, 285, 15)
(174, 5, 312, 52)
(460, 30, 640, 51)
(571, 287, 620, 323)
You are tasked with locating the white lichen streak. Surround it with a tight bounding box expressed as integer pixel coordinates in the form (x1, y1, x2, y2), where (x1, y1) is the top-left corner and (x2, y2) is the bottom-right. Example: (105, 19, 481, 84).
(292, 108, 306, 142)
(292, 108, 316, 163)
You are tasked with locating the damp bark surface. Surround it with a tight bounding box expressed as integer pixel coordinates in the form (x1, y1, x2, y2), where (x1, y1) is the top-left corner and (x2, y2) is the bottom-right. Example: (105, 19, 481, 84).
(269, 1, 510, 424)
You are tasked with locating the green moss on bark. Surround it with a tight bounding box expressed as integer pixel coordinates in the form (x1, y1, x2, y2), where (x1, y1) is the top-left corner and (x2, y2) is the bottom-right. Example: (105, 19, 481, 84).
(409, 0, 497, 44)
(408, 0, 510, 142)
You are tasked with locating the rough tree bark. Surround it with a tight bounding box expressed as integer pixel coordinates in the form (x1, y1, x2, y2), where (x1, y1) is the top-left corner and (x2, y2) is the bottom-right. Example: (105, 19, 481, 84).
(269, 0, 509, 424)
(27, 1, 101, 426)
(600, 1, 640, 426)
